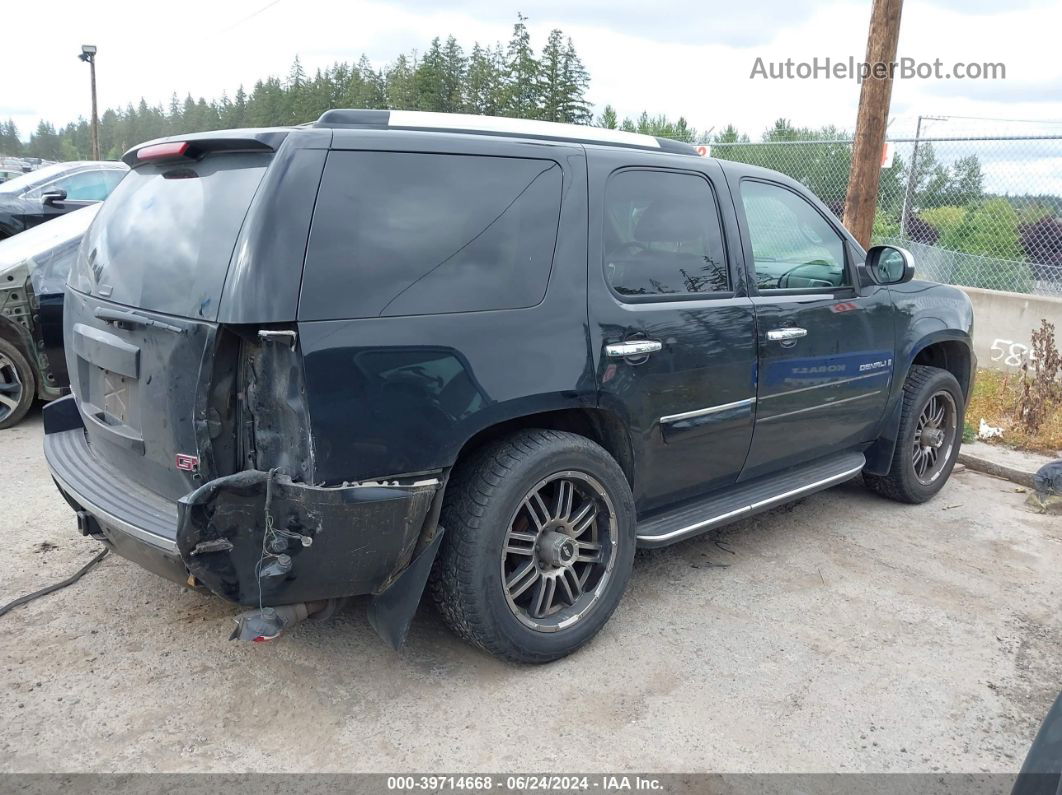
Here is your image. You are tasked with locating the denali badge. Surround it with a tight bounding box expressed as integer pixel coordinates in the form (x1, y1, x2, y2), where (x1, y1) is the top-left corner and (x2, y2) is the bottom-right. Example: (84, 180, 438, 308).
(175, 454, 200, 472)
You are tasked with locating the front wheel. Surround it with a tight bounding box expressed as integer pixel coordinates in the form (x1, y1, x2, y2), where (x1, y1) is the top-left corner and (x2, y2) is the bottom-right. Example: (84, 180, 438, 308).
(865, 365, 965, 504)
(430, 429, 636, 663)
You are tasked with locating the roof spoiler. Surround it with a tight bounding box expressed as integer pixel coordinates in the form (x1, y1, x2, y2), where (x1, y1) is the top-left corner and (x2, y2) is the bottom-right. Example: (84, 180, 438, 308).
(121, 130, 290, 166)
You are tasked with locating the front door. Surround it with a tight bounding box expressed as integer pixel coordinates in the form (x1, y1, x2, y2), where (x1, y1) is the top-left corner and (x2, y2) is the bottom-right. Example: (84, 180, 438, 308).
(589, 154, 757, 513)
(733, 178, 895, 479)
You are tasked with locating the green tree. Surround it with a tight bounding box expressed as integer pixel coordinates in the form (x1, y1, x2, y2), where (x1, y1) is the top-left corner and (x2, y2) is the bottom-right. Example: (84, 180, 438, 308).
(538, 30, 566, 122)
(558, 36, 591, 123)
(413, 38, 447, 111)
(503, 14, 541, 118)
(950, 198, 1033, 292)
(223, 85, 248, 128)
(355, 55, 388, 108)
(945, 155, 984, 206)
(440, 36, 467, 113)
(465, 43, 505, 115)
(713, 124, 748, 144)
(596, 104, 618, 129)
(0, 119, 22, 155)
(385, 54, 418, 110)
(28, 120, 62, 160)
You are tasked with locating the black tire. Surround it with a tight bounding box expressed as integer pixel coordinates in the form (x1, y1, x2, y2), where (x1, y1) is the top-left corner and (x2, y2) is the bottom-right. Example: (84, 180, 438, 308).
(865, 365, 965, 504)
(429, 429, 636, 664)
(0, 337, 35, 430)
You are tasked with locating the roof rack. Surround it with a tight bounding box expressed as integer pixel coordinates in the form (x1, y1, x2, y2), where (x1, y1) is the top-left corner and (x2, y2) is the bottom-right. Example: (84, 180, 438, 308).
(313, 109, 700, 155)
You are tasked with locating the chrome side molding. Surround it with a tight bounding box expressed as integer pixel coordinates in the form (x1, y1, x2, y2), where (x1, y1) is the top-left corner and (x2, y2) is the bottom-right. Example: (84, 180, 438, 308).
(659, 397, 756, 425)
(757, 390, 882, 423)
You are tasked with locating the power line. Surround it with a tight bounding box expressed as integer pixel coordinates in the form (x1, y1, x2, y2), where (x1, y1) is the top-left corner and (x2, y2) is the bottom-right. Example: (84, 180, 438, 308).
(218, 0, 285, 34)
(935, 114, 1062, 126)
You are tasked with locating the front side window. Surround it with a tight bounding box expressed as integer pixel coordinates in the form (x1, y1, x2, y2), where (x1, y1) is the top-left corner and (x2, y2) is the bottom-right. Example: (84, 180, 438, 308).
(302, 151, 563, 320)
(603, 169, 729, 298)
(27, 168, 124, 201)
(54, 169, 124, 201)
(740, 180, 849, 290)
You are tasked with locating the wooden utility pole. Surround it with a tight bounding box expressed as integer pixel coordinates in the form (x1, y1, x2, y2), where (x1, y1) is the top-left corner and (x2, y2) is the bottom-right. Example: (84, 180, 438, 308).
(842, 0, 904, 248)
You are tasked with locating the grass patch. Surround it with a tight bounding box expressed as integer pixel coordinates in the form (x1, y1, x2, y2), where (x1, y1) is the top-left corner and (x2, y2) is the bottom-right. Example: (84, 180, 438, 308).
(966, 368, 1062, 456)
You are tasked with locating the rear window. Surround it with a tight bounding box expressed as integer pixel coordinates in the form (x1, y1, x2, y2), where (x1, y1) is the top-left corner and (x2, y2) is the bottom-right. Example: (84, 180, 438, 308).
(300, 151, 563, 320)
(70, 153, 271, 319)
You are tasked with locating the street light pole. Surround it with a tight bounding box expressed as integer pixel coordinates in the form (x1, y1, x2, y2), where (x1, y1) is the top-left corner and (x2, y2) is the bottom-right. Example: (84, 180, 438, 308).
(79, 45, 100, 160)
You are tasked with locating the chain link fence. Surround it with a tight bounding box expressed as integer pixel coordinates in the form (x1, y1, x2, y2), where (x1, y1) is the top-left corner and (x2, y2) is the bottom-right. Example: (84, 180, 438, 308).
(712, 135, 1062, 296)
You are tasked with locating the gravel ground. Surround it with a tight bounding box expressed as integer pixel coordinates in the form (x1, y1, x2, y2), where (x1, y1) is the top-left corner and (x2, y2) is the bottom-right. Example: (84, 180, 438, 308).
(2, 408, 1060, 774)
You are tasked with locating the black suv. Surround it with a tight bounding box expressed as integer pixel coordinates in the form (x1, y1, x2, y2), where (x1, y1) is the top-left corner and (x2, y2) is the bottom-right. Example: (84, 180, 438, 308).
(43, 110, 974, 662)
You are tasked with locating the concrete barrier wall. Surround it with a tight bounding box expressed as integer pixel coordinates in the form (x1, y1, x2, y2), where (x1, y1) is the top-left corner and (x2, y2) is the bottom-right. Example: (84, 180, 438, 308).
(958, 286, 1062, 372)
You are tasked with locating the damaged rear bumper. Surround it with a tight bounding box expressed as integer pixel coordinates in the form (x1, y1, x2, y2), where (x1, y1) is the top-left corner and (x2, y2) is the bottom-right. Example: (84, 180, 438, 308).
(42, 399, 442, 624)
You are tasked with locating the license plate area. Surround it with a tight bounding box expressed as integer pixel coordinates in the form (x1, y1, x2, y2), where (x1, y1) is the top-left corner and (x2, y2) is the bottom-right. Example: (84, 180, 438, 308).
(72, 322, 145, 451)
(84, 368, 142, 429)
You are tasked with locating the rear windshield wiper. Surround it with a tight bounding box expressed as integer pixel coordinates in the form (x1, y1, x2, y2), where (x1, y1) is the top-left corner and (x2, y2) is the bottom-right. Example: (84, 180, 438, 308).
(94, 307, 184, 334)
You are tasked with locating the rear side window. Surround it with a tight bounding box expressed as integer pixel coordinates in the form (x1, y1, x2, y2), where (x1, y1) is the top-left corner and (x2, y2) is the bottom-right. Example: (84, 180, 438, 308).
(70, 153, 271, 319)
(604, 169, 729, 298)
(301, 151, 562, 320)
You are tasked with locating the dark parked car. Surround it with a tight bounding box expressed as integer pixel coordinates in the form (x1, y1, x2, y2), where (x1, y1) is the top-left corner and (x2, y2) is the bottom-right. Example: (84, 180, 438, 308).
(0, 160, 126, 239)
(0, 204, 99, 428)
(42, 111, 975, 662)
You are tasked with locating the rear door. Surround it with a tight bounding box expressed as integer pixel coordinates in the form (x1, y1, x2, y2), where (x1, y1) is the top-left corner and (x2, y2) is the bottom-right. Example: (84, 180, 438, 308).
(733, 177, 895, 480)
(589, 151, 757, 513)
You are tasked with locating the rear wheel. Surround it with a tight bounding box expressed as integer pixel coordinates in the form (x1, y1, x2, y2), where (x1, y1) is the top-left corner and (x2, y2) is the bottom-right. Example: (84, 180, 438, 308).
(0, 338, 35, 430)
(430, 429, 636, 663)
(865, 365, 964, 504)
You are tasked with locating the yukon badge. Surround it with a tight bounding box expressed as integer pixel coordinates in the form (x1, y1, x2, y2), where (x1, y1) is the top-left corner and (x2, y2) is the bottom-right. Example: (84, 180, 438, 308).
(175, 453, 200, 472)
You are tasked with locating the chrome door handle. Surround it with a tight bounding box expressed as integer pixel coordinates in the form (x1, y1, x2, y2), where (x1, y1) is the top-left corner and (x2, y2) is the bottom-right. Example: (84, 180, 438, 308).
(605, 340, 663, 358)
(767, 327, 808, 342)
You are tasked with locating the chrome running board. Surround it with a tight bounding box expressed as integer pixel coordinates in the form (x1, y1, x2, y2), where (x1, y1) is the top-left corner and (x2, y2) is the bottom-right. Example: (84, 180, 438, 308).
(636, 451, 865, 548)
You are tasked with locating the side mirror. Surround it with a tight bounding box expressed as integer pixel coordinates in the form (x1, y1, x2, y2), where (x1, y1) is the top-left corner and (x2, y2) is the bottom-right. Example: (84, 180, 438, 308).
(865, 244, 914, 285)
(41, 189, 67, 207)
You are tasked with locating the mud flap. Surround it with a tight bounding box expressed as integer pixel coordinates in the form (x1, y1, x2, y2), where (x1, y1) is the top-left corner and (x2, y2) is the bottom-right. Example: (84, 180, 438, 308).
(176, 470, 438, 605)
(367, 527, 446, 650)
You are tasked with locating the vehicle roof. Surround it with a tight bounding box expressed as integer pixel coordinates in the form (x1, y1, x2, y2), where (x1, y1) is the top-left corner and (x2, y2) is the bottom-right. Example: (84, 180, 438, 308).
(124, 110, 702, 162)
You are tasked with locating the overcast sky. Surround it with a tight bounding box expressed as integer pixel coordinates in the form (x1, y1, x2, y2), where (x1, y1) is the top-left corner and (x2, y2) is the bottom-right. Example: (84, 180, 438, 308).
(6, 0, 1062, 142)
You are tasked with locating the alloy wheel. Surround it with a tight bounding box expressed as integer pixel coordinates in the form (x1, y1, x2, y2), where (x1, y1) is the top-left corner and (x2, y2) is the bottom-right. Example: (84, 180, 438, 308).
(912, 390, 957, 486)
(0, 351, 24, 424)
(501, 470, 618, 632)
